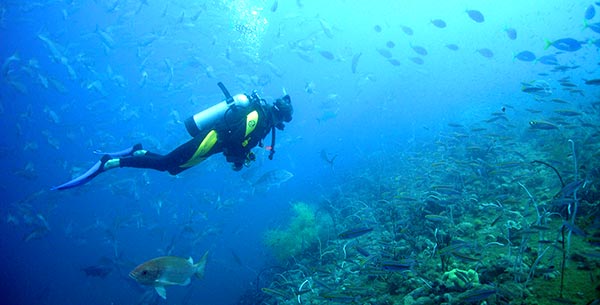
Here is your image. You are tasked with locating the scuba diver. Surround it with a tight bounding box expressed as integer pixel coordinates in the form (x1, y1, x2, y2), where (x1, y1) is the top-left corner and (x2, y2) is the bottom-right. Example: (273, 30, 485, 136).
(52, 82, 293, 191)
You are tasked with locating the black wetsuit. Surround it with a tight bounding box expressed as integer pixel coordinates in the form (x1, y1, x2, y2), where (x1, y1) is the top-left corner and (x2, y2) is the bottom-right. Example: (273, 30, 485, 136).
(119, 98, 274, 174)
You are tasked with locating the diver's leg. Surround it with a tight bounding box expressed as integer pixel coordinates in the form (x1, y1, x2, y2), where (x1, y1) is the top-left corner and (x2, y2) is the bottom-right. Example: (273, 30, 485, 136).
(117, 136, 209, 174)
(93, 143, 143, 158)
(117, 150, 172, 172)
(167, 129, 222, 174)
(145, 130, 222, 175)
(163, 136, 213, 174)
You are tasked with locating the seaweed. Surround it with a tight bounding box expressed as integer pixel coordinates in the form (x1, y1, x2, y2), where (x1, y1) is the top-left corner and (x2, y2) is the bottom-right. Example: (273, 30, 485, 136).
(531, 160, 565, 188)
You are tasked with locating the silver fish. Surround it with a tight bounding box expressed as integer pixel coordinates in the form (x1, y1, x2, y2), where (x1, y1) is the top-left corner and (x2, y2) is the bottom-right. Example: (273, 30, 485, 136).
(252, 169, 293, 191)
(129, 252, 208, 299)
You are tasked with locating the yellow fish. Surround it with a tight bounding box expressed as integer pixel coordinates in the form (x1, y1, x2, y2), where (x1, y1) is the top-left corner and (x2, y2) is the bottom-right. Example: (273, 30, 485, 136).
(129, 251, 208, 299)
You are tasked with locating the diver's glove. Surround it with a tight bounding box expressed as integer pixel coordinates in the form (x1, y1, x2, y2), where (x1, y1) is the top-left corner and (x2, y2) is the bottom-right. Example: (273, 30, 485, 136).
(232, 162, 243, 171)
(244, 152, 256, 167)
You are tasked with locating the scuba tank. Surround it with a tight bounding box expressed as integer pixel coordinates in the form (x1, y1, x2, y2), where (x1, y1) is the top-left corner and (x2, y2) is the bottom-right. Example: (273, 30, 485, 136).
(184, 82, 251, 137)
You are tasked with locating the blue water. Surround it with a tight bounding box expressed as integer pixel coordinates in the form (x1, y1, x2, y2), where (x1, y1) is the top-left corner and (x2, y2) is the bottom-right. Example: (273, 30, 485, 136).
(0, 1, 598, 304)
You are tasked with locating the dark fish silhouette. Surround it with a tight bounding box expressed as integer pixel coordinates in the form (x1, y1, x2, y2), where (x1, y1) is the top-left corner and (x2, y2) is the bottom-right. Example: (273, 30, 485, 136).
(458, 286, 496, 303)
(476, 48, 494, 58)
(585, 4, 595, 20)
(320, 149, 337, 168)
(504, 27, 517, 40)
(409, 57, 424, 65)
(377, 48, 393, 58)
(400, 25, 413, 35)
(584, 21, 600, 34)
(82, 264, 113, 278)
(544, 38, 582, 52)
(537, 55, 558, 65)
(388, 58, 401, 66)
(431, 19, 446, 28)
(319, 50, 334, 60)
(270, 0, 278, 12)
(411, 44, 428, 55)
(514, 51, 536, 62)
(338, 227, 373, 239)
(584, 78, 600, 85)
(466, 9, 485, 23)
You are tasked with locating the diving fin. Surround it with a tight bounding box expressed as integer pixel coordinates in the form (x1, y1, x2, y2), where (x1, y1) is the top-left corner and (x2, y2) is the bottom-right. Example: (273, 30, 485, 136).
(51, 155, 111, 191)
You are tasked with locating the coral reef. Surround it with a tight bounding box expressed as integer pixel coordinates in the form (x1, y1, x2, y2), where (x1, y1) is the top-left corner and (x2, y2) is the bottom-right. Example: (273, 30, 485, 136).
(263, 202, 328, 261)
(441, 268, 480, 290)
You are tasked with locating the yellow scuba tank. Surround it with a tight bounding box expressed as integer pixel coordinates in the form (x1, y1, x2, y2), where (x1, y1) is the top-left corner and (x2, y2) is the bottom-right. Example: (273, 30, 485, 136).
(184, 82, 250, 137)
